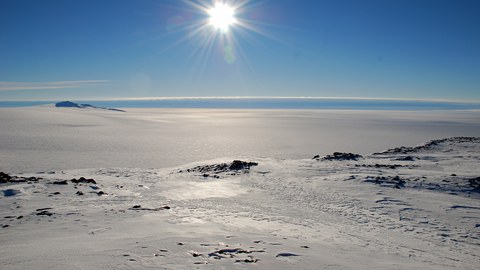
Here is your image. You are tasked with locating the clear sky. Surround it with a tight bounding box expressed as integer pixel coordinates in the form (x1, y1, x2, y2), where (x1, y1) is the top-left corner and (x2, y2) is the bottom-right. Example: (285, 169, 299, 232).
(1, 0, 479, 101)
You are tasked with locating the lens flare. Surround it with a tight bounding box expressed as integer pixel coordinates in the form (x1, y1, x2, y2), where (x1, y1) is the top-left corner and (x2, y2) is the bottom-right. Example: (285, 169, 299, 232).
(170, 0, 282, 70)
(208, 3, 237, 33)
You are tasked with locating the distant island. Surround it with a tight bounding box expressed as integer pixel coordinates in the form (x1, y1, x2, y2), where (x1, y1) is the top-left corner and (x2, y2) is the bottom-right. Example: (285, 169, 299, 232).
(55, 101, 125, 112)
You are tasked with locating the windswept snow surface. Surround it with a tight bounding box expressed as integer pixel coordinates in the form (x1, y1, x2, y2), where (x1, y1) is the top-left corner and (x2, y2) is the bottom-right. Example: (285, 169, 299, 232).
(1, 107, 479, 269)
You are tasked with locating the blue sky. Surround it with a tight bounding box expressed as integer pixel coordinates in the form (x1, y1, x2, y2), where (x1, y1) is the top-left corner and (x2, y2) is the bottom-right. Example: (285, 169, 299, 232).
(1, 0, 479, 101)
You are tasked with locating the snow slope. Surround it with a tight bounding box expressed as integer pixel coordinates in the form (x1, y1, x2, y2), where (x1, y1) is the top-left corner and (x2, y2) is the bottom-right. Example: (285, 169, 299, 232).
(1, 137, 479, 269)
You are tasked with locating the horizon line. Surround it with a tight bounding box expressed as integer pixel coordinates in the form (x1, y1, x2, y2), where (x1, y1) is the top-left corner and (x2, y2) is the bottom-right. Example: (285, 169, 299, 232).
(1, 96, 480, 104)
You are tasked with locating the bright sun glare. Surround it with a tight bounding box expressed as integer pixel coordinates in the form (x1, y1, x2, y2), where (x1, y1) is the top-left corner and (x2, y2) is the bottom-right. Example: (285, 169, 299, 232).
(208, 3, 237, 33)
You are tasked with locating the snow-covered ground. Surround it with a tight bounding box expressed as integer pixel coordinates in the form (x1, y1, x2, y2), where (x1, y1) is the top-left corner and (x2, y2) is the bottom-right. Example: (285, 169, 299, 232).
(1, 106, 479, 269)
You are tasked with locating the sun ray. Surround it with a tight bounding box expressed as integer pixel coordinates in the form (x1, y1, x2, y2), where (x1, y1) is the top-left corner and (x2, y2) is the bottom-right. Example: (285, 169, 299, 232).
(160, 0, 301, 88)
(208, 2, 237, 33)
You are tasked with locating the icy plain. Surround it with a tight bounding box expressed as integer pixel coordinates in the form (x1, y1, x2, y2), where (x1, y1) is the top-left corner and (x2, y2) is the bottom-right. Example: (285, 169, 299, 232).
(1, 106, 479, 269)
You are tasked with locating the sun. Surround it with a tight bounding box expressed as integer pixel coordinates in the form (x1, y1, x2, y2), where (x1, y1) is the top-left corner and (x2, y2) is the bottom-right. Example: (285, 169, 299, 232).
(208, 2, 237, 33)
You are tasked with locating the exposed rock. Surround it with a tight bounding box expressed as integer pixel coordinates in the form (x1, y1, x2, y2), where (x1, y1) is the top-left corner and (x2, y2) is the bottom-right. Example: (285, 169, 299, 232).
(364, 175, 406, 189)
(55, 101, 125, 112)
(71, 177, 97, 184)
(217, 248, 252, 255)
(189, 251, 203, 257)
(0, 172, 12, 183)
(0, 172, 35, 184)
(128, 205, 170, 211)
(320, 152, 363, 161)
(207, 248, 255, 259)
(275, 252, 300, 257)
(36, 210, 54, 216)
(375, 137, 480, 155)
(229, 160, 258, 170)
(235, 257, 259, 263)
(183, 160, 258, 176)
(52, 180, 68, 185)
(355, 164, 410, 169)
(55, 101, 81, 108)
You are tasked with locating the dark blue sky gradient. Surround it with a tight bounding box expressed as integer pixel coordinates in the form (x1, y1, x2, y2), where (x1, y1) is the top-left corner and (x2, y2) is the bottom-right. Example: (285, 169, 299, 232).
(1, 0, 479, 101)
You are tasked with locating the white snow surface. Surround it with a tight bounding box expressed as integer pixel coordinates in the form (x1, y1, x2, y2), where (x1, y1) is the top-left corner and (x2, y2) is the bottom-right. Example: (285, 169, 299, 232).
(1, 106, 479, 269)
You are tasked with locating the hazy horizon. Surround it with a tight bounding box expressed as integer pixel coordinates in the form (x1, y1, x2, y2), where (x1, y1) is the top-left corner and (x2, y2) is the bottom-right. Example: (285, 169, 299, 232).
(2, 96, 480, 103)
(2, 97, 480, 111)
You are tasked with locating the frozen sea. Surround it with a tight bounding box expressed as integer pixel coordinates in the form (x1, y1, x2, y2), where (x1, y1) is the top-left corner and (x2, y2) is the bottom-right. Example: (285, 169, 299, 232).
(1, 103, 480, 172)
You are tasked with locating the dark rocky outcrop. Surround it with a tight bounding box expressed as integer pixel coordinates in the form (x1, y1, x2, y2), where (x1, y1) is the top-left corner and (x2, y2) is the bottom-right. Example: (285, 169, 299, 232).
(52, 180, 68, 185)
(35, 208, 54, 216)
(320, 152, 363, 161)
(71, 177, 97, 184)
(128, 205, 171, 211)
(0, 172, 13, 183)
(364, 175, 406, 189)
(55, 101, 125, 112)
(396, 156, 418, 161)
(375, 137, 480, 155)
(229, 160, 258, 170)
(234, 257, 259, 263)
(180, 160, 258, 176)
(55, 101, 82, 108)
(1, 172, 40, 184)
(207, 247, 263, 262)
(355, 164, 412, 169)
